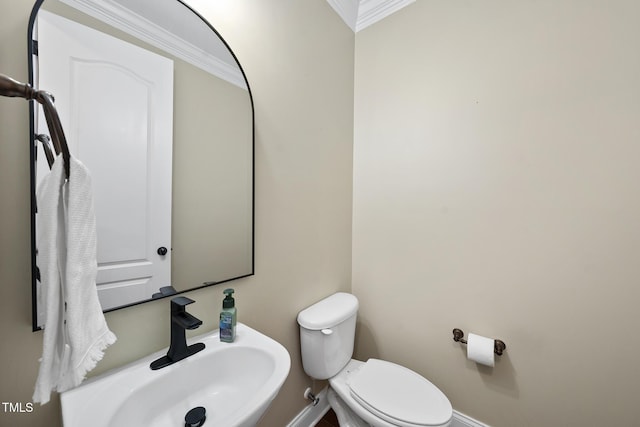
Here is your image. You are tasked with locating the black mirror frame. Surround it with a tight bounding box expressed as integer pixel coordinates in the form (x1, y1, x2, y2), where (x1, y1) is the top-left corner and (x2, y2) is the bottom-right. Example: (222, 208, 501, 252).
(28, 0, 255, 331)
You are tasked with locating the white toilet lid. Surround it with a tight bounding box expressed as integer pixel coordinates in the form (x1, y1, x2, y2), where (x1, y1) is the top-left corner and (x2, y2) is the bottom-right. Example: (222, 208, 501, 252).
(348, 359, 452, 427)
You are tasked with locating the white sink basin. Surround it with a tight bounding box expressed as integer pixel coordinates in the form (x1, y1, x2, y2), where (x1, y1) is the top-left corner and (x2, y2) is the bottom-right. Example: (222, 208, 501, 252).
(61, 323, 291, 427)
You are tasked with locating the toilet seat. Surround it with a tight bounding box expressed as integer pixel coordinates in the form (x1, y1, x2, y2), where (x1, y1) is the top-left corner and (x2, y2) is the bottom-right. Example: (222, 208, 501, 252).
(348, 359, 452, 427)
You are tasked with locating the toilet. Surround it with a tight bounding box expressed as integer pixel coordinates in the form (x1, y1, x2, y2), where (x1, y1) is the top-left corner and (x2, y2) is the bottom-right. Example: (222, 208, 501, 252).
(297, 293, 453, 427)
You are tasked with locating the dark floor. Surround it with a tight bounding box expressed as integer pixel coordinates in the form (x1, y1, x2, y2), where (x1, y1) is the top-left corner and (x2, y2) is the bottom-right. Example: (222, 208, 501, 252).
(316, 408, 339, 427)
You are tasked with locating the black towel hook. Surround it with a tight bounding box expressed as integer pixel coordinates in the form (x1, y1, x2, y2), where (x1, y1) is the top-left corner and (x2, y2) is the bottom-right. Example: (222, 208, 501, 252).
(0, 73, 71, 179)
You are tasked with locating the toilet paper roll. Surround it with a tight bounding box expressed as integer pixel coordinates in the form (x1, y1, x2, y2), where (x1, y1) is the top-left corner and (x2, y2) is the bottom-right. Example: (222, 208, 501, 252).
(467, 333, 495, 367)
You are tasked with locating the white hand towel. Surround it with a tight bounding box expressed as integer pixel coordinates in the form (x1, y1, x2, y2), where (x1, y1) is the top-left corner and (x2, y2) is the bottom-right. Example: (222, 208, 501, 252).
(33, 156, 116, 404)
(33, 156, 66, 405)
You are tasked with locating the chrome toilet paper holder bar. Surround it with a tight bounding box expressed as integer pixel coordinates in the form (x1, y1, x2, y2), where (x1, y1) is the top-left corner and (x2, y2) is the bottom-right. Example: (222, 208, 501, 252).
(452, 328, 506, 356)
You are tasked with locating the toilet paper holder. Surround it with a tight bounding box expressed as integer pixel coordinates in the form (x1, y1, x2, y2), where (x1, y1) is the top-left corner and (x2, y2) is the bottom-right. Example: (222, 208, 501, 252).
(452, 328, 506, 356)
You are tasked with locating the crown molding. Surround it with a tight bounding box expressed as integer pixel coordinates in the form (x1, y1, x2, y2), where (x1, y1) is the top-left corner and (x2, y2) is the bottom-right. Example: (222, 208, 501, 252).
(356, 0, 415, 32)
(326, 0, 359, 32)
(327, 0, 415, 33)
(57, 0, 247, 89)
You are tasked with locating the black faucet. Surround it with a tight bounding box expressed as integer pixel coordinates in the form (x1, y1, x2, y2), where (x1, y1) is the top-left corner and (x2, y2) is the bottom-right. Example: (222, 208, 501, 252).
(150, 296, 206, 370)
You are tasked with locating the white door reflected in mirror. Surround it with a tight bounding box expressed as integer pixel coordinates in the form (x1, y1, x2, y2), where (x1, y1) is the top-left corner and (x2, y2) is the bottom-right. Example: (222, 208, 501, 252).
(36, 10, 174, 321)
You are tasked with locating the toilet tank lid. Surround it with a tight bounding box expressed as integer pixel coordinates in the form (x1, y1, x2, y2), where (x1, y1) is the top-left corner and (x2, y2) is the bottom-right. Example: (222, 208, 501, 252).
(297, 292, 359, 330)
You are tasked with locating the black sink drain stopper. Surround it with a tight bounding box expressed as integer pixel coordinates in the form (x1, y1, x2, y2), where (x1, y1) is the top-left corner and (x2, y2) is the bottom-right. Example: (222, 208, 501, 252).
(185, 406, 206, 427)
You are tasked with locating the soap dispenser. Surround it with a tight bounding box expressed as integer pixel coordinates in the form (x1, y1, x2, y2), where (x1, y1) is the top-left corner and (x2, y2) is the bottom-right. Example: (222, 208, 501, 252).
(219, 288, 237, 342)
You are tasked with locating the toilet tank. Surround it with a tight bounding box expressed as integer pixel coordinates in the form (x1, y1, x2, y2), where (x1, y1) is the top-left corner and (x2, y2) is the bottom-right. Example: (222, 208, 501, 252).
(297, 292, 359, 380)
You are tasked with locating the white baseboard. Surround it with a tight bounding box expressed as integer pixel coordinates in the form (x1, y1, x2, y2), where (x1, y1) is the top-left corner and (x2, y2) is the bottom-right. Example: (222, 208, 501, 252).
(286, 386, 489, 427)
(451, 410, 489, 427)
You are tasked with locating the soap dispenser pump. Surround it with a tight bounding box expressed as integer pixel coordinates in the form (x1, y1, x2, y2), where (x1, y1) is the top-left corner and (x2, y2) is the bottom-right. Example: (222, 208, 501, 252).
(219, 288, 237, 342)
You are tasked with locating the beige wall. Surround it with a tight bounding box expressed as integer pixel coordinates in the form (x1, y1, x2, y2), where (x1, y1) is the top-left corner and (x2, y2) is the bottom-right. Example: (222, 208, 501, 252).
(0, 1, 353, 426)
(353, 1, 640, 426)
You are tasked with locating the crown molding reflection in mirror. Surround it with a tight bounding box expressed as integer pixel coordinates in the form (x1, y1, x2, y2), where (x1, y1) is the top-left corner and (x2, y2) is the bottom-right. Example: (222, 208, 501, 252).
(56, 0, 247, 88)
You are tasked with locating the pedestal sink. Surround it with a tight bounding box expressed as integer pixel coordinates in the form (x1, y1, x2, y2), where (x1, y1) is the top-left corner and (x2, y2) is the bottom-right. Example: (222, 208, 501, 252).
(61, 323, 291, 427)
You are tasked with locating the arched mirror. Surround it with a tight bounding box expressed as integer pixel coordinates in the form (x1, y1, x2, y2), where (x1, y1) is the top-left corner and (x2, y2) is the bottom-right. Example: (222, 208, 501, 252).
(29, 0, 254, 330)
